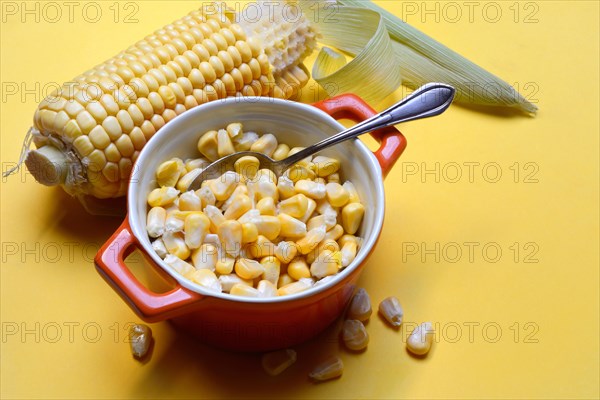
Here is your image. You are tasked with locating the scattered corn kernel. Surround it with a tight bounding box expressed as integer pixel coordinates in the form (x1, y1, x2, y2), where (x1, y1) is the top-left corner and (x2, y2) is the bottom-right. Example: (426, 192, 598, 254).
(129, 324, 152, 359)
(407, 322, 435, 356)
(342, 320, 369, 351)
(309, 356, 343, 382)
(262, 349, 297, 376)
(347, 288, 372, 322)
(378, 296, 404, 327)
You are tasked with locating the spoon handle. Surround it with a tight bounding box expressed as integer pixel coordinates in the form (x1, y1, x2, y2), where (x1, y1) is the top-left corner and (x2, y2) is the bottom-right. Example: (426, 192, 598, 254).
(280, 83, 455, 170)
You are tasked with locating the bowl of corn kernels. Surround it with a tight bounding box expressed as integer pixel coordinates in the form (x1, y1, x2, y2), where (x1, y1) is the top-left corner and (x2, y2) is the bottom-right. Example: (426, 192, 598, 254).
(95, 95, 406, 351)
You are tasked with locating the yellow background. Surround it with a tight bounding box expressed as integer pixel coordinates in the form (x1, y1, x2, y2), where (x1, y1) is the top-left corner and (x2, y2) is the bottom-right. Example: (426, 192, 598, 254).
(1, 1, 598, 398)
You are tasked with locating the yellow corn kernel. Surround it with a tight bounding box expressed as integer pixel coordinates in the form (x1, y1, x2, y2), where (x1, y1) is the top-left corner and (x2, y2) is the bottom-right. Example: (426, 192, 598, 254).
(296, 226, 326, 254)
(179, 190, 202, 211)
(312, 155, 341, 177)
(314, 177, 326, 185)
(256, 197, 276, 215)
(219, 274, 252, 293)
(407, 322, 435, 356)
(310, 249, 341, 279)
(191, 243, 218, 270)
(340, 240, 358, 267)
(342, 320, 369, 351)
(295, 179, 326, 199)
(285, 164, 316, 183)
(185, 158, 209, 172)
(241, 222, 258, 243)
(257, 280, 278, 297)
(252, 215, 281, 241)
(342, 181, 361, 203)
(277, 273, 294, 289)
(278, 213, 307, 238)
(204, 205, 226, 233)
(341, 203, 365, 235)
(215, 256, 236, 275)
(278, 193, 308, 218)
(147, 186, 179, 207)
(272, 144, 290, 161)
(347, 288, 372, 322)
(226, 122, 243, 139)
(234, 155, 260, 180)
(222, 185, 249, 210)
(316, 198, 339, 217)
(327, 173, 340, 184)
(164, 254, 194, 276)
(308, 356, 344, 382)
(187, 268, 222, 293)
(223, 194, 252, 220)
(235, 258, 264, 280)
(176, 168, 202, 192)
(274, 241, 298, 264)
(151, 238, 168, 258)
(196, 186, 216, 208)
(260, 256, 281, 284)
(262, 349, 297, 376)
(300, 198, 317, 223)
(252, 179, 278, 202)
(207, 171, 240, 201)
(184, 212, 210, 249)
(325, 182, 350, 208)
(324, 224, 344, 241)
(156, 158, 184, 187)
(233, 130, 259, 151)
(378, 296, 403, 327)
(230, 283, 261, 297)
(217, 128, 235, 157)
(287, 257, 310, 280)
(146, 206, 166, 238)
(218, 220, 242, 257)
(250, 133, 277, 156)
(197, 130, 219, 161)
(306, 214, 337, 232)
(162, 231, 191, 260)
(277, 176, 296, 199)
(249, 235, 276, 258)
(306, 239, 340, 265)
(165, 210, 191, 232)
(277, 278, 312, 296)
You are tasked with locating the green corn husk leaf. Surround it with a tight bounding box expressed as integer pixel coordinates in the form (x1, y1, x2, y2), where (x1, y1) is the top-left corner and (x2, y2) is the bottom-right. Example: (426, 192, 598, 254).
(335, 0, 537, 114)
(309, 6, 402, 104)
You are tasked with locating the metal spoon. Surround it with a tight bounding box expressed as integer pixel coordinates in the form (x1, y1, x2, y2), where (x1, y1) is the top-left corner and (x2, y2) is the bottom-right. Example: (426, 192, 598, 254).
(188, 83, 455, 191)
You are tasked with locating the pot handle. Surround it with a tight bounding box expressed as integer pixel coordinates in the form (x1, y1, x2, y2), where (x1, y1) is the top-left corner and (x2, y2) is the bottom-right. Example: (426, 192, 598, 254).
(312, 94, 407, 178)
(94, 218, 204, 322)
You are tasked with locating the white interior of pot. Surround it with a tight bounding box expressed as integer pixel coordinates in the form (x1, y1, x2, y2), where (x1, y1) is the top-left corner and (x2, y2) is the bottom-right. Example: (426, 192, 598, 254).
(128, 97, 386, 303)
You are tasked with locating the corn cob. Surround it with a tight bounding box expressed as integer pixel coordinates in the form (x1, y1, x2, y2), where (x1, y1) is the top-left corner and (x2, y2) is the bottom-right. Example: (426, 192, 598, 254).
(23, 2, 318, 200)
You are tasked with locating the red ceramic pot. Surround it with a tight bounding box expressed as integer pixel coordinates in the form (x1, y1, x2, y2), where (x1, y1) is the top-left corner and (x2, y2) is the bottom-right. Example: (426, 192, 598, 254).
(95, 94, 406, 352)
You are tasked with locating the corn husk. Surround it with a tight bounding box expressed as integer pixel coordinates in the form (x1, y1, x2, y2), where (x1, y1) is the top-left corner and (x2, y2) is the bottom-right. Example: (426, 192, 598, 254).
(310, 6, 402, 104)
(303, 0, 537, 114)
